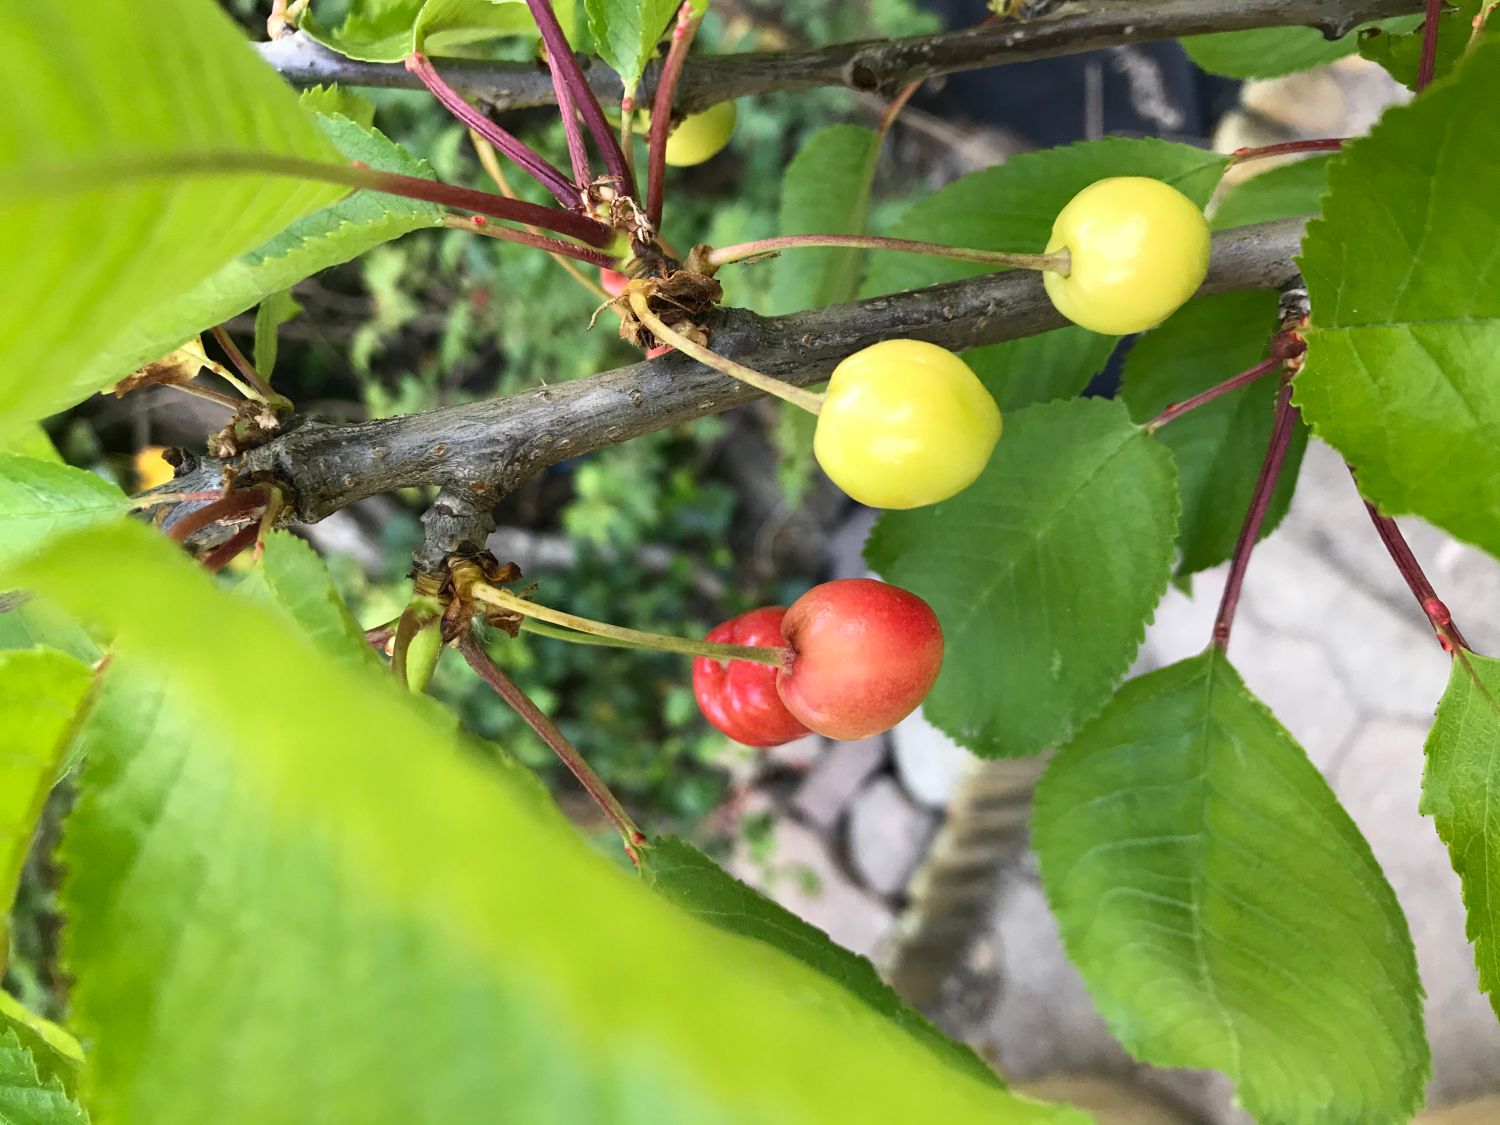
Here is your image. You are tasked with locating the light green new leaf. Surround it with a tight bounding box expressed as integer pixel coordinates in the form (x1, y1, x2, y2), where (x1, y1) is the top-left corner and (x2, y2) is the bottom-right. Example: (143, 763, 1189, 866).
(1182, 16, 1422, 79)
(1122, 290, 1307, 578)
(1359, 1, 1483, 89)
(0, 458, 127, 572)
(305, 0, 550, 62)
(1421, 650, 1500, 1022)
(298, 85, 377, 129)
(865, 398, 1178, 758)
(1035, 651, 1428, 1124)
(766, 125, 880, 316)
(639, 836, 998, 1088)
(87, 114, 446, 389)
(0, 650, 92, 932)
(0, 0, 343, 440)
(0, 430, 61, 465)
(586, 0, 682, 89)
(863, 137, 1227, 411)
(1210, 157, 1330, 232)
(1296, 36, 1500, 560)
(13, 521, 1080, 1125)
(0, 600, 99, 666)
(0, 993, 84, 1101)
(252, 290, 301, 381)
(0, 1031, 88, 1125)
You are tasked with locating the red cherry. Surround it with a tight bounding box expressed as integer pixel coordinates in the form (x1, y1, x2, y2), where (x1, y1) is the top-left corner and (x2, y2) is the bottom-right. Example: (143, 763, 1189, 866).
(600, 268, 629, 298)
(777, 579, 943, 741)
(692, 607, 808, 747)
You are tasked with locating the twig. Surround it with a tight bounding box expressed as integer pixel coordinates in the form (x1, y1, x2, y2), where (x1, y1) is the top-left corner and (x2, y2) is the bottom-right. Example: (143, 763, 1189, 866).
(257, 0, 1424, 113)
(647, 2, 703, 230)
(627, 289, 826, 414)
(458, 631, 647, 857)
(1211, 380, 1300, 649)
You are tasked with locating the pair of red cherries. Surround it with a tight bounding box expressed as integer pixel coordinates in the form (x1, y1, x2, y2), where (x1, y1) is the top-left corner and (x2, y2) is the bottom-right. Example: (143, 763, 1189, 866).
(692, 578, 944, 746)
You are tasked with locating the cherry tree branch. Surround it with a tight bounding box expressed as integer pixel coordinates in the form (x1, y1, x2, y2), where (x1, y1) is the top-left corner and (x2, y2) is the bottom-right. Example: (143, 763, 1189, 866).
(148, 218, 1306, 556)
(257, 0, 1422, 115)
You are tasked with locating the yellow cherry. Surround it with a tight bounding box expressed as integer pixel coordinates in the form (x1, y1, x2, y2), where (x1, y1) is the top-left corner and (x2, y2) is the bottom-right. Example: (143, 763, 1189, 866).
(662, 102, 737, 167)
(814, 339, 1001, 510)
(1043, 176, 1210, 335)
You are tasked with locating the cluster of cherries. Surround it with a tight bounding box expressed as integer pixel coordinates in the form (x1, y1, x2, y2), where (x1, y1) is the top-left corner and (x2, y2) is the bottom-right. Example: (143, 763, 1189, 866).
(636, 150, 1214, 746)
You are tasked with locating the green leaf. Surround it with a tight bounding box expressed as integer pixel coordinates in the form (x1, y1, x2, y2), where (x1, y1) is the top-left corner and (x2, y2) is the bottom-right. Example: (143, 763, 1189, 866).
(1034, 650, 1428, 1124)
(0, 993, 84, 1100)
(305, 0, 550, 63)
(0, 1030, 87, 1125)
(235, 531, 381, 673)
(87, 114, 446, 391)
(298, 85, 377, 130)
(865, 397, 1178, 758)
(1210, 157, 1330, 231)
(639, 836, 999, 1088)
(0, 458, 127, 572)
(1296, 36, 1500, 560)
(585, 0, 681, 89)
(15, 521, 1081, 1125)
(0, 0, 343, 441)
(1121, 290, 1306, 577)
(252, 290, 301, 381)
(0, 429, 61, 465)
(1359, 1, 1483, 89)
(863, 138, 1228, 410)
(1420, 650, 1500, 1022)
(0, 600, 100, 666)
(767, 125, 881, 316)
(1183, 16, 1422, 79)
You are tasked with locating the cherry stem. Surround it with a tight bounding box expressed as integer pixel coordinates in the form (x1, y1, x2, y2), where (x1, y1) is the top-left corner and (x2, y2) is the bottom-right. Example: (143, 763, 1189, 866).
(1230, 138, 1346, 163)
(703, 234, 1070, 274)
(524, 0, 637, 199)
(406, 52, 577, 207)
(130, 490, 225, 510)
(1418, 0, 1444, 90)
(646, 2, 702, 231)
(469, 133, 613, 297)
(519, 617, 646, 651)
(626, 290, 825, 415)
(210, 325, 282, 404)
(470, 584, 789, 668)
(441, 214, 615, 267)
(1212, 379, 1300, 650)
(1353, 478, 1470, 651)
(458, 631, 647, 859)
(390, 602, 423, 686)
(163, 381, 242, 411)
(252, 485, 285, 561)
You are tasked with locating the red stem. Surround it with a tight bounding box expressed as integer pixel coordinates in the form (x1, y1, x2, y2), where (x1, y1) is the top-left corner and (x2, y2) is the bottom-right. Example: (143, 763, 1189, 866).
(458, 632, 646, 858)
(1231, 138, 1346, 163)
(444, 215, 615, 267)
(1417, 0, 1444, 90)
(1147, 356, 1284, 431)
(165, 487, 270, 544)
(646, 2, 701, 231)
(1356, 488, 1470, 651)
(1212, 381, 1300, 649)
(406, 52, 577, 207)
(210, 325, 278, 401)
(524, 0, 637, 199)
(200, 524, 259, 572)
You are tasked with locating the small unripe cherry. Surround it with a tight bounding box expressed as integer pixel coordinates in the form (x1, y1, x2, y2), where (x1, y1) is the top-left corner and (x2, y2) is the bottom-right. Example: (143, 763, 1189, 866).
(777, 579, 943, 741)
(662, 101, 737, 167)
(1043, 176, 1210, 335)
(814, 339, 1001, 509)
(692, 607, 808, 747)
